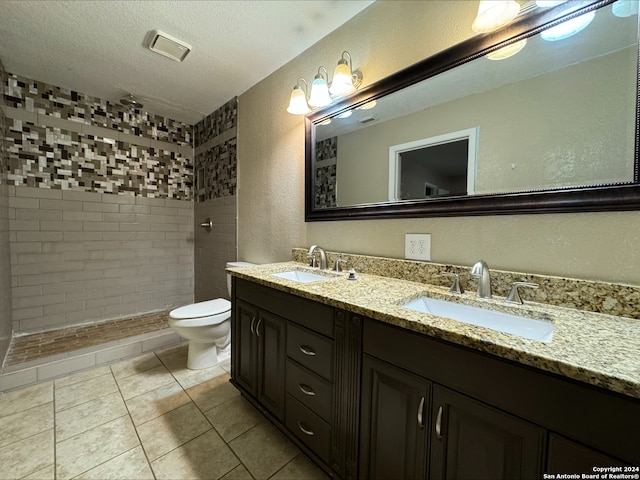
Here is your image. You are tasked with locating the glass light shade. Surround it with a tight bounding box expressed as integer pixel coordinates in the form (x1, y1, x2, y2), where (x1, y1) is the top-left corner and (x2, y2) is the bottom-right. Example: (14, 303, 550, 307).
(486, 38, 527, 60)
(287, 86, 311, 115)
(536, 0, 566, 7)
(612, 0, 639, 17)
(329, 60, 355, 96)
(472, 1, 521, 33)
(541, 10, 595, 41)
(308, 75, 332, 108)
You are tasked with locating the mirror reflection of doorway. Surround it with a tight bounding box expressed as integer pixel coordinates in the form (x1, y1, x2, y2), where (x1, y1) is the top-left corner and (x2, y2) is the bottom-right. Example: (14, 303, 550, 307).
(389, 127, 478, 201)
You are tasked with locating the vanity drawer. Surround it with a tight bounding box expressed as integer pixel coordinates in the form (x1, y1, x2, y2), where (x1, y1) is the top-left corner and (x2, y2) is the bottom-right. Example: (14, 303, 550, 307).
(286, 359, 333, 423)
(287, 323, 333, 381)
(286, 394, 331, 464)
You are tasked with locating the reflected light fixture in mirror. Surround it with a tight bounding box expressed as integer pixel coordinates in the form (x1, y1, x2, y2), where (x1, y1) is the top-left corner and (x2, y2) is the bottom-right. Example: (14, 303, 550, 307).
(287, 78, 311, 115)
(472, 0, 521, 33)
(486, 38, 527, 60)
(308, 67, 332, 108)
(613, 0, 639, 17)
(541, 10, 595, 41)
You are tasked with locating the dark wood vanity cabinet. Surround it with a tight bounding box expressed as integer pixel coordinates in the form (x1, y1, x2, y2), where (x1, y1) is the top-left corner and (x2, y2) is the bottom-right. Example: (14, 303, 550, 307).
(231, 278, 362, 479)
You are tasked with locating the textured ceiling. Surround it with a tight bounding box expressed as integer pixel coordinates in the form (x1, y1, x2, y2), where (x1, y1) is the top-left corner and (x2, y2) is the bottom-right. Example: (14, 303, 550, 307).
(0, 0, 375, 124)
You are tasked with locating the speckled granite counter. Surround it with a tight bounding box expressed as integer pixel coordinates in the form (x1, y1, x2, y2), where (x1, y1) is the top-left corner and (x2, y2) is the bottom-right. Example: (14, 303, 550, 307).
(228, 261, 640, 400)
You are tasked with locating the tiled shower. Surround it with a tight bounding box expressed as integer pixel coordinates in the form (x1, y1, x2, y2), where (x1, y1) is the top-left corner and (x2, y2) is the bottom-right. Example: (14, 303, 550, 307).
(0, 63, 238, 381)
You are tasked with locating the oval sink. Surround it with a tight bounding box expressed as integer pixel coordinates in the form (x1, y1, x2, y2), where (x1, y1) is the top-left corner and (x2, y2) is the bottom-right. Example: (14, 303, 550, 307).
(271, 270, 333, 283)
(403, 296, 554, 343)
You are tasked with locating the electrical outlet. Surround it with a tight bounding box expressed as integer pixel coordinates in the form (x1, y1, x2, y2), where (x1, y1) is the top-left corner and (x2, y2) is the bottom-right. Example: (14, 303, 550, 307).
(405, 233, 431, 261)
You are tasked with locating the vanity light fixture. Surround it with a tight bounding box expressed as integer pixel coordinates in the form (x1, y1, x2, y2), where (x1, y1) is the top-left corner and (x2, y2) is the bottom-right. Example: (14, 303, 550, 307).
(286, 51, 363, 114)
(541, 10, 595, 41)
(471, 0, 521, 33)
(329, 51, 363, 97)
(612, 0, 639, 17)
(308, 67, 332, 108)
(287, 78, 311, 115)
(486, 38, 527, 60)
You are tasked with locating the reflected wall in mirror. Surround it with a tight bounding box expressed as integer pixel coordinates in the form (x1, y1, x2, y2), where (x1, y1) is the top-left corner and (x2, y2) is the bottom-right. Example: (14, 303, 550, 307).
(306, 0, 640, 221)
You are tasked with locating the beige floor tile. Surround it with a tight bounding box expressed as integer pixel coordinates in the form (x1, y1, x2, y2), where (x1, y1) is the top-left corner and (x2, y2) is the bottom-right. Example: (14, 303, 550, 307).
(205, 395, 264, 442)
(270, 454, 329, 480)
(55, 366, 112, 389)
(136, 402, 211, 461)
(156, 344, 188, 370)
(55, 373, 118, 412)
(171, 364, 228, 390)
(0, 402, 53, 449)
(56, 392, 127, 442)
(73, 446, 154, 480)
(0, 381, 53, 417)
(116, 365, 174, 400)
(187, 373, 239, 412)
(0, 429, 54, 479)
(110, 352, 163, 381)
(21, 464, 55, 480)
(229, 423, 299, 480)
(220, 464, 254, 480)
(55, 416, 139, 479)
(151, 429, 240, 480)
(125, 381, 191, 426)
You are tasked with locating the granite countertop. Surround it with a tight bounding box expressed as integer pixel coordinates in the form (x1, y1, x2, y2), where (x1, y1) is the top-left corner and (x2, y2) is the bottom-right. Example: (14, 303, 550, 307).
(228, 261, 640, 400)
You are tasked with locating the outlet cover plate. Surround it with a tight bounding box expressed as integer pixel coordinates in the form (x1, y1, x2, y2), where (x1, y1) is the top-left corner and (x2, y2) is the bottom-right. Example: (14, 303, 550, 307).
(405, 233, 431, 261)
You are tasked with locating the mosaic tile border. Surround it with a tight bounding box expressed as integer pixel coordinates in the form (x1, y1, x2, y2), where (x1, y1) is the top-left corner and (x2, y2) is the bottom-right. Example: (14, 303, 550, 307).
(4, 73, 191, 146)
(195, 137, 237, 201)
(194, 97, 237, 148)
(292, 248, 640, 320)
(314, 137, 337, 208)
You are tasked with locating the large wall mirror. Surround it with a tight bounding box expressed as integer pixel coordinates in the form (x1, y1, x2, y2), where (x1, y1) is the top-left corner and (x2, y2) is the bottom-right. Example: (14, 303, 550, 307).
(305, 0, 640, 221)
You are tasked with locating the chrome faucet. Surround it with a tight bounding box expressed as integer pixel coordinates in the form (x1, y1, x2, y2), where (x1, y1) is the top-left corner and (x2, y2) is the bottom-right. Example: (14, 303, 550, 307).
(470, 260, 492, 299)
(307, 245, 327, 270)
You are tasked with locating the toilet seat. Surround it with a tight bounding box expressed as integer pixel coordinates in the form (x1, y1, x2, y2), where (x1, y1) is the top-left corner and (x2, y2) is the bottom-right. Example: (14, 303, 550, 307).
(169, 298, 231, 326)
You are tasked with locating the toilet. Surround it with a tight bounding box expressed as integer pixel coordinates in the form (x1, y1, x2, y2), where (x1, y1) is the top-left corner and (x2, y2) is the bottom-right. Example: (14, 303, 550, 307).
(168, 261, 254, 369)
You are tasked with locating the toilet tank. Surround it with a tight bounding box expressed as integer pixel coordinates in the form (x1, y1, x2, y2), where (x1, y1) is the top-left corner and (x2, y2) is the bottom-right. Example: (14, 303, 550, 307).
(226, 262, 255, 297)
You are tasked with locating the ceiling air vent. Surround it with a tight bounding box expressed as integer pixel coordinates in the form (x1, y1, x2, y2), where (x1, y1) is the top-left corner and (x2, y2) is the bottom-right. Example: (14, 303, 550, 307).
(148, 30, 191, 62)
(359, 115, 378, 124)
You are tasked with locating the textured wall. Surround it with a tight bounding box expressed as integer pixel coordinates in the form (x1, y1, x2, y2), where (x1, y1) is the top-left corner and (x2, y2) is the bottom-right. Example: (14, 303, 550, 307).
(237, 1, 640, 285)
(193, 98, 238, 302)
(0, 59, 12, 363)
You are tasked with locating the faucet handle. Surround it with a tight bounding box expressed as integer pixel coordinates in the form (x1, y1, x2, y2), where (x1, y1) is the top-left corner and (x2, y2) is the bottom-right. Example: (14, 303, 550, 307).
(506, 282, 539, 304)
(441, 273, 464, 294)
(307, 254, 318, 268)
(332, 259, 347, 272)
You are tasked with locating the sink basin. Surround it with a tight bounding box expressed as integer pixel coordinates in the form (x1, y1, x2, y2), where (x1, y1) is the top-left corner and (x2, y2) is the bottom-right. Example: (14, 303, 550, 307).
(403, 296, 554, 342)
(271, 270, 332, 283)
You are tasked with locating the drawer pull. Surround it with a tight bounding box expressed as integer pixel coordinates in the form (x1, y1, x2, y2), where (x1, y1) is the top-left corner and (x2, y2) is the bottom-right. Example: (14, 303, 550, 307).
(299, 345, 316, 356)
(418, 396, 425, 429)
(299, 383, 316, 396)
(297, 421, 315, 436)
(435, 406, 443, 440)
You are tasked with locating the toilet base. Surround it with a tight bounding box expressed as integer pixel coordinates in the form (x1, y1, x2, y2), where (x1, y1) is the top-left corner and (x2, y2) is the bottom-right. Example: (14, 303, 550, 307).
(187, 341, 230, 370)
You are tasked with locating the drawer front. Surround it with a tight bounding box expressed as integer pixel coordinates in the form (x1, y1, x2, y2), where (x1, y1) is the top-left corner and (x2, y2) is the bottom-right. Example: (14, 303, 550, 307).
(287, 323, 333, 381)
(286, 394, 331, 463)
(286, 359, 333, 423)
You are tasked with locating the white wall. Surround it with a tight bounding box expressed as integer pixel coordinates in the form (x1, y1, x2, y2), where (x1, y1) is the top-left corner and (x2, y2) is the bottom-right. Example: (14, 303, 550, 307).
(237, 1, 640, 284)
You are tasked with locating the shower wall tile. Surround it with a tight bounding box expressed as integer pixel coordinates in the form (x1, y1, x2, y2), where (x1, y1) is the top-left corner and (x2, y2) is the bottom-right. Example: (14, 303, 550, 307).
(2, 73, 194, 199)
(193, 98, 237, 148)
(9, 187, 193, 334)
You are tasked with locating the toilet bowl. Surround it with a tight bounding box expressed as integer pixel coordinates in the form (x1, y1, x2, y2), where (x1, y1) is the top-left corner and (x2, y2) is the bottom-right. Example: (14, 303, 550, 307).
(168, 261, 254, 369)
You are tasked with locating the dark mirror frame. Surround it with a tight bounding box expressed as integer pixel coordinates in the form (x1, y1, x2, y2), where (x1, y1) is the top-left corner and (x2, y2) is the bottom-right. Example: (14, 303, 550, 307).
(305, 0, 640, 221)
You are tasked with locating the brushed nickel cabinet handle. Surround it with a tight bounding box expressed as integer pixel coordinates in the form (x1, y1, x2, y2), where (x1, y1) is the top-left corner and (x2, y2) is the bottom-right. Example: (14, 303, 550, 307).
(435, 406, 443, 440)
(255, 318, 262, 337)
(250, 316, 256, 334)
(418, 396, 425, 429)
(299, 383, 316, 396)
(299, 345, 316, 356)
(298, 421, 315, 436)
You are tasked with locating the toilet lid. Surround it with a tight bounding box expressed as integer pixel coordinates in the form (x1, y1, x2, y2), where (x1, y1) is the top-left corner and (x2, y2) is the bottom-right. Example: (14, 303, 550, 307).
(170, 298, 231, 319)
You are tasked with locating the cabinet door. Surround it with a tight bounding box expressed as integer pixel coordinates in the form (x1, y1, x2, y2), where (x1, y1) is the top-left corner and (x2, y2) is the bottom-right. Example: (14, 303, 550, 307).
(360, 354, 431, 480)
(257, 310, 286, 421)
(234, 300, 258, 396)
(547, 434, 626, 474)
(430, 385, 546, 480)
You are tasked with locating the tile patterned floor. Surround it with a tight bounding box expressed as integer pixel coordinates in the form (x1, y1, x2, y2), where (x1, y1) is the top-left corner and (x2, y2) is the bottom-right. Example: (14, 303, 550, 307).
(5, 312, 172, 367)
(0, 343, 329, 480)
